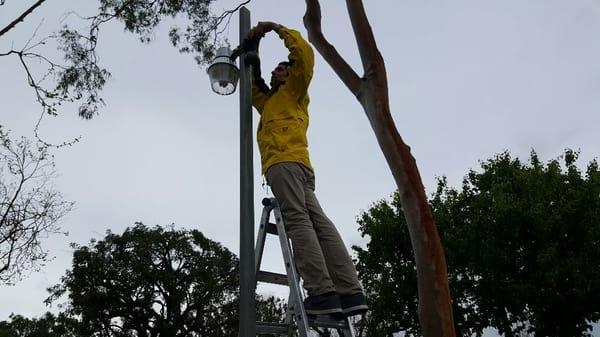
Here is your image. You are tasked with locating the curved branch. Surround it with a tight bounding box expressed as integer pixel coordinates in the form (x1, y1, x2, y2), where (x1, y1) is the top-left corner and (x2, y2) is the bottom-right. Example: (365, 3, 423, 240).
(0, 0, 47, 38)
(213, 0, 252, 33)
(303, 0, 361, 97)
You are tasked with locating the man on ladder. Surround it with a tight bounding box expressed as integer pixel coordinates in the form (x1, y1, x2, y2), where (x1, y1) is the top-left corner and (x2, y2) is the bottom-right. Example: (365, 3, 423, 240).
(244, 21, 368, 318)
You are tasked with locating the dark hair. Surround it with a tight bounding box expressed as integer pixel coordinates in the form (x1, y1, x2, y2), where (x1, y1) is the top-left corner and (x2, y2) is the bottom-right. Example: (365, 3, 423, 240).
(279, 61, 293, 68)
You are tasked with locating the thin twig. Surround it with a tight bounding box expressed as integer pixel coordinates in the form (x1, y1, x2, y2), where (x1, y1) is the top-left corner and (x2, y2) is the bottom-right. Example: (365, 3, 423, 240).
(23, 34, 53, 53)
(212, 0, 252, 46)
(34, 106, 82, 149)
(7, 47, 81, 148)
(22, 19, 45, 51)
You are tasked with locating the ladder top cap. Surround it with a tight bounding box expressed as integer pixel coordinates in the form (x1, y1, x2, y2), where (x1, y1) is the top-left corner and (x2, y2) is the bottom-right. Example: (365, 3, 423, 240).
(262, 197, 275, 206)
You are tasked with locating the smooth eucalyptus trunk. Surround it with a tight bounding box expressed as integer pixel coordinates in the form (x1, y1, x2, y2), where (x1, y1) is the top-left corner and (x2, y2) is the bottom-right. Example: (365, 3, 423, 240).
(303, 0, 456, 336)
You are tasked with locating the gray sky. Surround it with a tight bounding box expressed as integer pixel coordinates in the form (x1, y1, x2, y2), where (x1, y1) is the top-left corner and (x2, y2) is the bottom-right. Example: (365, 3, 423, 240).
(1, 0, 599, 335)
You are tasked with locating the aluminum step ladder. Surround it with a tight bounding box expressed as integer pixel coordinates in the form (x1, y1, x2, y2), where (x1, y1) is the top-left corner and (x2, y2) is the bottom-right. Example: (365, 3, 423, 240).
(254, 197, 356, 337)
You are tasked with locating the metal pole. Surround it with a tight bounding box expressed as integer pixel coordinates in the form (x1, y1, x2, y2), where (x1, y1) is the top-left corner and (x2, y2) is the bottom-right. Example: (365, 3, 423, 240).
(238, 6, 255, 337)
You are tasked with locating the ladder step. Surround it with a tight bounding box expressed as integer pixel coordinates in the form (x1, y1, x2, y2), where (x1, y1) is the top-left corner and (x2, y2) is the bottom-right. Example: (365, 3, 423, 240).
(266, 222, 278, 235)
(256, 321, 292, 334)
(256, 270, 288, 285)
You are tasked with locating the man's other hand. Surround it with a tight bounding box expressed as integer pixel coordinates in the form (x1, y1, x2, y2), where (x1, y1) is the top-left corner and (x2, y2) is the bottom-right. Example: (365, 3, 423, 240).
(247, 21, 282, 40)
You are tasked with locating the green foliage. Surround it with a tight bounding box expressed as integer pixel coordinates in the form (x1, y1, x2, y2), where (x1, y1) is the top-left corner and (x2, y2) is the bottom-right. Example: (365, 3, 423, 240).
(2, 0, 239, 126)
(55, 27, 111, 120)
(50, 0, 244, 119)
(45, 223, 284, 337)
(0, 313, 81, 337)
(49, 223, 239, 336)
(95, 0, 235, 66)
(354, 150, 600, 337)
(352, 190, 420, 337)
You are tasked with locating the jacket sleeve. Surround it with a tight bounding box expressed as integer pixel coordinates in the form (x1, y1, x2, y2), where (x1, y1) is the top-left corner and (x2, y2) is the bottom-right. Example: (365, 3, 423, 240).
(252, 77, 267, 113)
(277, 27, 314, 97)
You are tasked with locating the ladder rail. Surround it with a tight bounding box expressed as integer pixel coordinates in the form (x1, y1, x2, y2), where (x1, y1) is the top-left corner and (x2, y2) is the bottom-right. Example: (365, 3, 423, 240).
(271, 202, 312, 337)
(255, 203, 272, 282)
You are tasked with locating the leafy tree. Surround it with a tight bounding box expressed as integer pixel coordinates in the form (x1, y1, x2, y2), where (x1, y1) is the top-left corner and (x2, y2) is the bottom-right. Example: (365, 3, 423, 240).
(0, 0, 244, 127)
(0, 312, 81, 337)
(354, 150, 600, 337)
(46, 223, 285, 337)
(0, 300, 284, 337)
(0, 0, 246, 153)
(1, 0, 110, 129)
(0, 130, 73, 285)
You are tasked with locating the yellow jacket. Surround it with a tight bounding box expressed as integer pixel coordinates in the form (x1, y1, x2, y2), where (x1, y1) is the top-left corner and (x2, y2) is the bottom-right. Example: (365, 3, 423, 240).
(252, 27, 314, 174)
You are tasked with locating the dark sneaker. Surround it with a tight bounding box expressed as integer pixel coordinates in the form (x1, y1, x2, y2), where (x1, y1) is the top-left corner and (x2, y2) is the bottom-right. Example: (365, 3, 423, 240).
(304, 292, 343, 316)
(339, 292, 368, 316)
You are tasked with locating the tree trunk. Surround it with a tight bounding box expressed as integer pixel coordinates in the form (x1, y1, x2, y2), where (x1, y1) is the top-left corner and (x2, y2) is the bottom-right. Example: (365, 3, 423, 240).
(303, 1, 456, 336)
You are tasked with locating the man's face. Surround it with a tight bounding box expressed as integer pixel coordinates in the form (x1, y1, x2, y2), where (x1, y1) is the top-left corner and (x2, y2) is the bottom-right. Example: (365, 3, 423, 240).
(270, 63, 289, 87)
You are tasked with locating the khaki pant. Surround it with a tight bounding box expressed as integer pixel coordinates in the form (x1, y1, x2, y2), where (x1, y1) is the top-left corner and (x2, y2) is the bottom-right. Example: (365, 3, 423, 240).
(266, 162, 363, 296)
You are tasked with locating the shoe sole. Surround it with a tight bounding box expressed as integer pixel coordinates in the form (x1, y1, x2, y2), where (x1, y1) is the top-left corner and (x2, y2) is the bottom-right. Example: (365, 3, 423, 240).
(305, 307, 343, 315)
(342, 304, 368, 316)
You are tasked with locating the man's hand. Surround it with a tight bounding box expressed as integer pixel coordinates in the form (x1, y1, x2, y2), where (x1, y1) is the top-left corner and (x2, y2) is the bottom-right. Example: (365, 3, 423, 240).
(247, 21, 282, 40)
(231, 21, 283, 62)
(245, 51, 260, 68)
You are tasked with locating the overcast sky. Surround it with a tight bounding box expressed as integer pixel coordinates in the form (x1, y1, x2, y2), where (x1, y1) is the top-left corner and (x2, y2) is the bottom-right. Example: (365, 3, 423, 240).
(1, 0, 599, 335)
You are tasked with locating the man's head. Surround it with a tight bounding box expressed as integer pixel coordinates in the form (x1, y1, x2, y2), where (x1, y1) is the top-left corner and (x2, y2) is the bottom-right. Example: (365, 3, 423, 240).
(270, 61, 291, 89)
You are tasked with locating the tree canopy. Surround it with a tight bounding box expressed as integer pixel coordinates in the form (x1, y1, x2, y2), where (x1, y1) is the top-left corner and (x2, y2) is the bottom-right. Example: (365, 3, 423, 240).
(0, 312, 80, 337)
(354, 150, 600, 337)
(44, 223, 284, 337)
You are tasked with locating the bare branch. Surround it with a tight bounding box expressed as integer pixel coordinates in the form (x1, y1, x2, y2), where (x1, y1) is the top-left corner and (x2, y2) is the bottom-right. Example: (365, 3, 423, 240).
(303, 0, 361, 97)
(35, 110, 82, 149)
(21, 18, 46, 52)
(344, 0, 383, 75)
(0, 50, 18, 57)
(0, 0, 47, 38)
(0, 133, 72, 284)
(212, 0, 252, 42)
(8, 49, 82, 148)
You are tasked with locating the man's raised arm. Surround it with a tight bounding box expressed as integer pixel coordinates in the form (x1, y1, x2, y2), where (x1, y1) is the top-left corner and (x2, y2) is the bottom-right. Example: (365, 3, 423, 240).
(276, 26, 314, 96)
